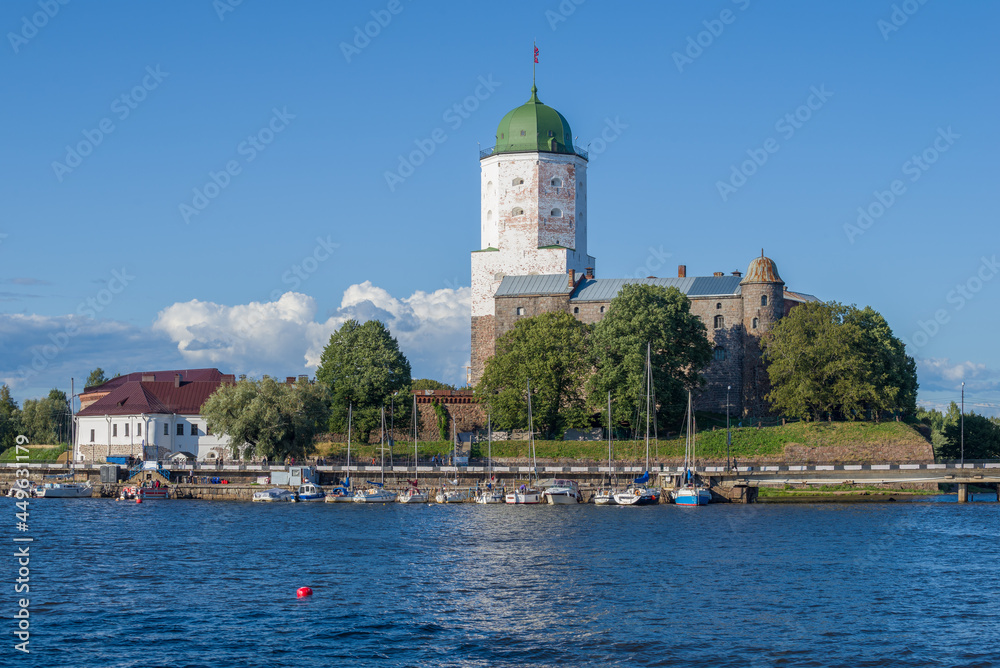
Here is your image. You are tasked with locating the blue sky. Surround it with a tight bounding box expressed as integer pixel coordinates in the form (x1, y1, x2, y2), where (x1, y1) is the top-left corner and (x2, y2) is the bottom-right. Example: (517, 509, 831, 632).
(1, 0, 997, 415)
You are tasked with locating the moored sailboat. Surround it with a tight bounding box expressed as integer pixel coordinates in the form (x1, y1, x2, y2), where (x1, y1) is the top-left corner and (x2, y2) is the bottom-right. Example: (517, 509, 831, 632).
(326, 402, 354, 502)
(399, 395, 429, 504)
(505, 379, 541, 505)
(673, 391, 712, 506)
(613, 343, 659, 506)
(476, 413, 504, 503)
(354, 407, 396, 503)
(594, 391, 617, 505)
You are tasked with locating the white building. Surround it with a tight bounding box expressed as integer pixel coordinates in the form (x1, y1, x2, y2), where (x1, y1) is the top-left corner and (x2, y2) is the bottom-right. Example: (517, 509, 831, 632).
(74, 368, 234, 462)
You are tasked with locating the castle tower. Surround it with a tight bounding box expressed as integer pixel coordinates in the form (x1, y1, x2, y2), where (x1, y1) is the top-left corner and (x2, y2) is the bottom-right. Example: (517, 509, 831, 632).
(740, 252, 785, 416)
(470, 84, 595, 384)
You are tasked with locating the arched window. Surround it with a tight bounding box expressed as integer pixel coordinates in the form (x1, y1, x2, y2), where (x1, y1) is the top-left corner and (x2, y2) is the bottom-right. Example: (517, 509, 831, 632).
(714, 347, 726, 361)
(714, 315, 725, 329)
(573, 307, 579, 314)
(600, 306, 605, 313)
(550, 208, 562, 217)
(512, 178, 524, 186)
(548, 130, 554, 137)
(516, 307, 525, 316)
(752, 317, 759, 329)
(761, 295, 768, 307)
(716, 302, 722, 310)
(486, 210, 492, 223)
(520, 130, 526, 136)
(550, 177, 562, 187)
(511, 207, 524, 216)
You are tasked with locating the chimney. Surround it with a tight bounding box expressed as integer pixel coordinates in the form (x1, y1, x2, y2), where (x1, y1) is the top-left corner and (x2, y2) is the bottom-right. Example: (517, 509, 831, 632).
(298, 375, 309, 382)
(678, 265, 687, 278)
(286, 376, 296, 385)
(732, 270, 742, 277)
(585, 267, 594, 279)
(174, 373, 182, 388)
(568, 268, 575, 288)
(713, 272, 724, 277)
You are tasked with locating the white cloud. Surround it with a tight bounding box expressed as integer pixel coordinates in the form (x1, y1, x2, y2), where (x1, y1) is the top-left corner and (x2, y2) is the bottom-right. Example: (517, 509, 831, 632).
(154, 282, 472, 386)
(916, 357, 1000, 417)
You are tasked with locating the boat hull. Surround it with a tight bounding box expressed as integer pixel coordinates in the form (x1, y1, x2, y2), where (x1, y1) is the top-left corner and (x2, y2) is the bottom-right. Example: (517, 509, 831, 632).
(545, 492, 581, 504)
(354, 490, 396, 503)
(476, 492, 504, 504)
(37, 484, 93, 498)
(398, 492, 429, 504)
(593, 492, 616, 506)
(673, 488, 712, 506)
(505, 492, 541, 504)
(613, 489, 659, 506)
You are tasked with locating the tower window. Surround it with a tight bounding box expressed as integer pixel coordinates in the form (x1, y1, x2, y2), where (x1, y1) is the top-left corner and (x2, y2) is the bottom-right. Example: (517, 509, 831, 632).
(486, 210, 492, 223)
(516, 307, 525, 316)
(511, 207, 524, 216)
(550, 177, 562, 187)
(500, 133, 504, 140)
(716, 303, 722, 310)
(761, 295, 768, 306)
(714, 315, 725, 329)
(520, 130, 526, 136)
(512, 178, 524, 186)
(548, 130, 554, 137)
(550, 208, 562, 217)
(752, 317, 759, 329)
(714, 347, 727, 361)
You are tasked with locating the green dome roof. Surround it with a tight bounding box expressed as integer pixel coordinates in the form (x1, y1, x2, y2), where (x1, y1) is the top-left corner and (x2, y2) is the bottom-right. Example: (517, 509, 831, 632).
(488, 85, 583, 159)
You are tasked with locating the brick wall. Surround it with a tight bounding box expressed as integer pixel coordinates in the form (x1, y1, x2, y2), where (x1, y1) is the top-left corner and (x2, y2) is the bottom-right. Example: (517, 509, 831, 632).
(471, 314, 495, 386)
(494, 293, 571, 342)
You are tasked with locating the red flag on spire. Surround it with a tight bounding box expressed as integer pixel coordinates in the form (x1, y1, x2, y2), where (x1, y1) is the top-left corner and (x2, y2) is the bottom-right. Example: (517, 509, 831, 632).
(534, 46, 539, 64)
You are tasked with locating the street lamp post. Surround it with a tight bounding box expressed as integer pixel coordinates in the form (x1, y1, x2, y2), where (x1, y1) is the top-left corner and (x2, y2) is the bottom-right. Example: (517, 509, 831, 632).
(961, 381, 965, 466)
(726, 385, 732, 471)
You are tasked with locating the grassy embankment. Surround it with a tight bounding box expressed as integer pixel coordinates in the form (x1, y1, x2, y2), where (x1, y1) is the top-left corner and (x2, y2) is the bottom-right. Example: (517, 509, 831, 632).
(757, 483, 938, 498)
(0, 444, 68, 462)
(314, 420, 930, 463)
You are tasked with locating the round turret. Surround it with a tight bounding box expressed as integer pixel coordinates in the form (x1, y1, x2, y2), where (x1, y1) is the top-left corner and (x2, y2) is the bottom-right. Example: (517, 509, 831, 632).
(489, 85, 583, 158)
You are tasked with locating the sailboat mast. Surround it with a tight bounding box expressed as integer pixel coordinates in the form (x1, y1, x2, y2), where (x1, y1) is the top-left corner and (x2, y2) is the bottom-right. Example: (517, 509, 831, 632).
(413, 394, 418, 483)
(607, 390, 612, 483)
(527, 379, 536, 479)
(645, 342, 651, 472)
(487, 410, 492, 476)
(380, 406, 385, 486)
(347, 402, 352, 490)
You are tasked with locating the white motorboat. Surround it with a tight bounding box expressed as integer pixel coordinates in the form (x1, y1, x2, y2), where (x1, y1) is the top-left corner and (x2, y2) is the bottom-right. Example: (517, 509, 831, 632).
(296, 482, 325, 501)
(252, 488, 295, 502)
(35, 482, 92, 498)
(398, 487, 429, 504)
(505, 487, 541, 504)
(593, 488, 616, 505)
(354, 485, 397, 503)
(542, 479, 583, 504)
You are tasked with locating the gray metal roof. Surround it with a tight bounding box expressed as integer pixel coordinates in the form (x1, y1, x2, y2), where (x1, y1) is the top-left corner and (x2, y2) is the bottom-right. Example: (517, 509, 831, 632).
(570, 276, 743, 302)
(495, 274, 570, 297)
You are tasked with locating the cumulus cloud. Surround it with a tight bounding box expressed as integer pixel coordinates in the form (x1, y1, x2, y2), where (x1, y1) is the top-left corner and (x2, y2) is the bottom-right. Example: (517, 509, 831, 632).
(154, 282, 472, 386)
(916, 357, 1000, 416)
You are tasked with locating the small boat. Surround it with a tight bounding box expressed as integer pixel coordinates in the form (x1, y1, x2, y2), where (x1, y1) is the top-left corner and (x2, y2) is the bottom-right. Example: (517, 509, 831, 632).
(35, 482, 93, 498)
(398, 396, 430, 504)
(324, 484, 354, 503)
(252, 488, 295, 502)
(354, 484, 397, 503)
(593, 488, 615, 505)
(326, 402, 355, 502)
(476, 413, 504, 504)
(435, 485, 469, 503)
(505, 379, 541, 505)
(476, 488, 505, 504)
(595, 392, 618, 505)
(355, 408, 396, 503)
(118, 485, 169, 501)
(542, 479, 583, 504)
(614, 344, 659, 507)
(296, 482, 325, 502)
(672, 391, 712, 507)
(6, 482, 37, 498)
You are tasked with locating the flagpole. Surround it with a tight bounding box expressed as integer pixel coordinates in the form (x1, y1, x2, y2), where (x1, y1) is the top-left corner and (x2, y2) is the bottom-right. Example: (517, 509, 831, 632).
(532, 40, 536, 87)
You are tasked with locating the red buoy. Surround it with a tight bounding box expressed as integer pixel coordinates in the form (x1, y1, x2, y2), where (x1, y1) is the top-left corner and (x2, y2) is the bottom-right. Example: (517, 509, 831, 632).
(296, 587, 313, 598)
(135, 497, 142, 504)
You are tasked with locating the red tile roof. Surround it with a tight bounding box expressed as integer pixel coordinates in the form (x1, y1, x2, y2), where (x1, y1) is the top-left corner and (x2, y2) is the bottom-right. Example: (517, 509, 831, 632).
(83, 368, 224, 393)
(77, 379, 226, 417)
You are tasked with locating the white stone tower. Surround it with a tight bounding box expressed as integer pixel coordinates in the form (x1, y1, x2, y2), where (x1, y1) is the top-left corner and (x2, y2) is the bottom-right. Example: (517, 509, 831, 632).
(470, 84, 595, 383)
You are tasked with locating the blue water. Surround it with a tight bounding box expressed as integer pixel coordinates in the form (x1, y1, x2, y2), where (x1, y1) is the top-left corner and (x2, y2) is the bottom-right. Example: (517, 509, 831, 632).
(4, 496, 999, 667)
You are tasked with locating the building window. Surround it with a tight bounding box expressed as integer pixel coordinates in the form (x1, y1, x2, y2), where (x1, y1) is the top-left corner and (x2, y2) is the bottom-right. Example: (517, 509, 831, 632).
(752, 317, 759, 329)
(137, 424, 141, 437)
(573, 307, 579, 314)
(600, 306, 605, 313)
(516, 307, 525, 316)
(177, 424, 184, 436)
(548, 130, 554, 137)
(511, 207, 524, 216)
(714, 315, 725, 329)
(486, 210, 492, 224)
(124, 423, 129, 437)
(520, 130, 526, 136)
(551, 177, 562, 187)
(90, 429, 95, 442)
(163, 424, 169, 436)
(716, 303, 722, 310)
(714, 347, 727, 361)
(112, 424, 117, 437)
(550, 208, 562, 217)
(512, 178, 524, 186)
(206, 424, 213, 436)
(191, 424, 198, 436)
(761, 295, 768, 306)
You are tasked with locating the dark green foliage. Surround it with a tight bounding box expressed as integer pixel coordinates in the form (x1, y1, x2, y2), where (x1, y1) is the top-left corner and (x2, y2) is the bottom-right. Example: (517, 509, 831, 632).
(589, 284, 713, 432)
(412, 379, 454, 391)
(0, 385, 21, 452)
(431, 399, 449, 441)
(940, 411, 1000, 460)
(315, 319, 412, 443)
(85, 368, 108, 388)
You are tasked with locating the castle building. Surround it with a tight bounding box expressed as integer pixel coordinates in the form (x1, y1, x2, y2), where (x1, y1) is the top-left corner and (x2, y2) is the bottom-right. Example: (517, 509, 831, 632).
(471, 83, 817, 416)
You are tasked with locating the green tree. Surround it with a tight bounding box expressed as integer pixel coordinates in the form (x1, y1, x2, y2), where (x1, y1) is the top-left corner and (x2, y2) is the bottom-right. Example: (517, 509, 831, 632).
(412, 378, 455, 392)
(0, 385, 22, 452)
(940, 412, 1000, 460)
(476, 311, 592, 438)
(85, 368, 109, 388)
(202, 377, 330, 461)
(315, 319, 412, 443)
(589, 284, 712, 432)
(843, 306, 918, 417)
